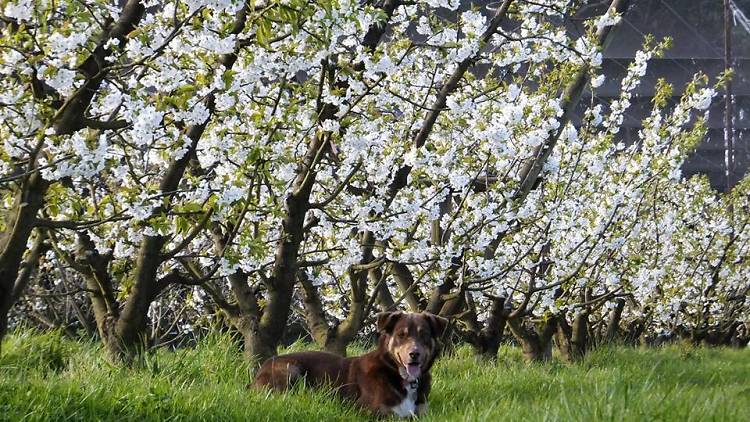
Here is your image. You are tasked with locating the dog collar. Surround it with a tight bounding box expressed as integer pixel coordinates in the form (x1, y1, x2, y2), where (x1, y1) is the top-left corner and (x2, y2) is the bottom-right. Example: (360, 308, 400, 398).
(404, 378, 419, 390)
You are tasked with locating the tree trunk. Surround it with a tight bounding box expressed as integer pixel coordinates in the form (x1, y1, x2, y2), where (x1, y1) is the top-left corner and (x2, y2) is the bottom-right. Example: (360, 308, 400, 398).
(110, 236, 166, 361)
(469, 295, 508, 360)
(604, 298, 626, 343)
(322, 334, 350, 357)
(321, 277, 367, 357)
(10, 230, 48, 303)
(245, 332, 279, 365)
(388, 262, 423, 312)
(730, 322, 748, 347)
(299, 242, 372, 357)
(256, 162, 321, 360)
(555, 318, 573, 362)
(73, 233, 121, 359)
(0, 229, 47, 354)
(555, 311, 589, 362)
(433, 287, 465, 355)
(372, 268, 395, 311)
(107, 111, 207, 362)
(230, 314, 274, 366)
(299, 271, 349, 355)
(624, 316, 648, 346)
(507, 316, 557, 363)
(426, 258, 460, 314)
(0, 173, 49, 354)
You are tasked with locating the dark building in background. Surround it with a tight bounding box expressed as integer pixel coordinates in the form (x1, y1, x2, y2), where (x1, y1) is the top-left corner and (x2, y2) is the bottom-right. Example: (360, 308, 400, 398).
(581, 0, 750, 192)
(466, 0, 750, 191)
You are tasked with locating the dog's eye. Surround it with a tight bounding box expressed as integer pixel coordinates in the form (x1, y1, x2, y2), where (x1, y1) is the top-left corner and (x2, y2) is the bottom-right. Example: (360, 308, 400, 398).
(398, 331, 408, 338)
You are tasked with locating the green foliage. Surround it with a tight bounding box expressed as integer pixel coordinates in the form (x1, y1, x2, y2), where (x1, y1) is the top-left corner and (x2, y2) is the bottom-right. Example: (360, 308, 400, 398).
(2, 332, 749, 421)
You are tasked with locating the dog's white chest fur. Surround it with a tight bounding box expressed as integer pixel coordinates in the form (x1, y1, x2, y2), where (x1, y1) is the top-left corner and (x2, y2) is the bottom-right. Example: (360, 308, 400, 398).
(391, 382, 418, 418)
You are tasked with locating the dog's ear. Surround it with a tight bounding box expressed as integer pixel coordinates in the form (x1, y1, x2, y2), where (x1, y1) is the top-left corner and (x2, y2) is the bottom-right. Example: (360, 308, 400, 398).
(423, 312, 449, 338)
(377, 311, 404, 335)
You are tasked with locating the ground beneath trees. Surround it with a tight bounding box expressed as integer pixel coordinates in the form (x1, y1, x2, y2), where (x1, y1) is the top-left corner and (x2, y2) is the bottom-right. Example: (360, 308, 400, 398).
(1, 331, 748, 421)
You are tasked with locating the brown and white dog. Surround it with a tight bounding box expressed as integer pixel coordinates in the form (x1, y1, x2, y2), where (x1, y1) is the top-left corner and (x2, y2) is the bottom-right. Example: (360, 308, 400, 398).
(252, 311, 448, 418)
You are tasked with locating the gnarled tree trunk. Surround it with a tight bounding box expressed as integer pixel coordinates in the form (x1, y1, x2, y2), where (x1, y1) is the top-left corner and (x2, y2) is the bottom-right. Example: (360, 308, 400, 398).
(555, 311, 590, 362)
(463, 294, 508, 360)
(507, 316, 557, 362)
(298, 255, 373, 357)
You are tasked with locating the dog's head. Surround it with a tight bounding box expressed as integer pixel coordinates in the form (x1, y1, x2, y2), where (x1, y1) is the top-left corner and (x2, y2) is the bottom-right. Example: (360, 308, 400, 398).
(377, 311, 448, 380)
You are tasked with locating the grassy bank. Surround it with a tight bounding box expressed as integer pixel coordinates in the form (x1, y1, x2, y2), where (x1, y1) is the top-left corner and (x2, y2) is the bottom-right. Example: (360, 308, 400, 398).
(1, 331, 749, 421)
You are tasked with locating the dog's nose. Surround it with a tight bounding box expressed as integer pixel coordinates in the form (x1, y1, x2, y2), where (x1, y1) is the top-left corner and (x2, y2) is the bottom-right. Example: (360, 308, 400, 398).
(409, 351, 420, 360)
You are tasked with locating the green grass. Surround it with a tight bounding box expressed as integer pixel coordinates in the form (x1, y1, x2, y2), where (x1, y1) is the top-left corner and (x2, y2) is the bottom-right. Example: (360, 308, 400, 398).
(1, 331, 749, 421)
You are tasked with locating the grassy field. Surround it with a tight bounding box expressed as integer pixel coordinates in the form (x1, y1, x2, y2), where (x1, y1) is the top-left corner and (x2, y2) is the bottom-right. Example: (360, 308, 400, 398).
(1, 331, 749, 421)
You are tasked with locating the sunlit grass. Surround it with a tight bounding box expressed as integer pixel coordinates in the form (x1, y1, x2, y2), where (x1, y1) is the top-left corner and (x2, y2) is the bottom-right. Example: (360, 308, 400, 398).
(1, 330, 748, 421)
